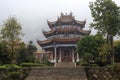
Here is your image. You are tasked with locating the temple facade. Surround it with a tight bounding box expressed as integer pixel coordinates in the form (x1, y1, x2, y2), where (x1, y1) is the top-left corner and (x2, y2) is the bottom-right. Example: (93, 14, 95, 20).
(37, 13, 91, 63)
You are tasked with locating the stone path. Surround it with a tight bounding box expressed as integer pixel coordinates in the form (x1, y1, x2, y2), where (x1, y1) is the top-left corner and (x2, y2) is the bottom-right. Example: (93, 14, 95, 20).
(25, 66, 88, 80)
(55, 62, 76, 67)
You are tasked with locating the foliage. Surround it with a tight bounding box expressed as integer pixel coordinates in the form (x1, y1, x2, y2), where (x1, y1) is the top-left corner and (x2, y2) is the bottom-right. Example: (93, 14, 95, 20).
(40, 54, 54, 66)
(16, 41, 37, 64)
(114, 40, 120, 62)
(0, 64, 21, 69)
(86, 67, 120, 80)
(5, 71, 21, 80)
(41, 54, 49, 63)
(77, 34, 106, 63)
(0, 65, 30, 80)
(113, 63, 120, 70)
(27, 41, 37, 54)
(89, 0, 120, 36)
(1, 16, 23, 64)
(98, 43, 111, 64)
(83, 53, 94, 62)
(0, 41, 10, 64)
(25, 41, 37, 62)
(76, 60, 90, 66)
(20, 62, 46, 67)
(16, 43, 27, 64)
(89, 0, 120, 65)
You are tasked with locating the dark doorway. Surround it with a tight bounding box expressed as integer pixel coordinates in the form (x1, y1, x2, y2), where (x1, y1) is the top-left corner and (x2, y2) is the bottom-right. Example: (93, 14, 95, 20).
(62, 49, 72, 62)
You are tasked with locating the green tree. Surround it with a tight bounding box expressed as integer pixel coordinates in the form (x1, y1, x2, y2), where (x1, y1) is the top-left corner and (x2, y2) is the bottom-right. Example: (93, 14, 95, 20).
(16, 42, 27, 64)
(1, 16, 23, 63)
(89, 0, 120, 65)
(17, 41, 37, 64)
(77, 34, 106, 63)
(0, 41, 10, 64)
(26, 41, 37, 62)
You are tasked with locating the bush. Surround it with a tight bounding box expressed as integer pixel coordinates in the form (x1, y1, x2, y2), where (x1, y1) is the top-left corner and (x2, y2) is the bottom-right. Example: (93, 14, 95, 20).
(90, 64, 99, 67)
(0, 64, 21, 69)
(6, 71, 21, 80)
(76, 60, 90, 66)
(20, 62, 46, 67)
(43, 61, 54, 66)
(0, 64, 21, 73)
(113, 63, 120, 70)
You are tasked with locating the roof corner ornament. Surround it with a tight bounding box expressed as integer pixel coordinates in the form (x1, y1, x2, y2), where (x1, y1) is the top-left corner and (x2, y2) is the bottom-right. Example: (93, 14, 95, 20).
(47, 20, 49, 23)
(84, 19, 87, 23)
(57, 16, 59, 21)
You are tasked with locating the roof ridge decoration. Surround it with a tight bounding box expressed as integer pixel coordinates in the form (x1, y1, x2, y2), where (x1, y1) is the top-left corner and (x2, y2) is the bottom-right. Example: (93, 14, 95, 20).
(47, 13, 86, 29)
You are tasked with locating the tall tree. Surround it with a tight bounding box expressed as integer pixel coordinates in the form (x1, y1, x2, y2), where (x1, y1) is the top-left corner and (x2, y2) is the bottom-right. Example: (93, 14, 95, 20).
(89, 0, 120, 65)
(1, 16, 23, 63)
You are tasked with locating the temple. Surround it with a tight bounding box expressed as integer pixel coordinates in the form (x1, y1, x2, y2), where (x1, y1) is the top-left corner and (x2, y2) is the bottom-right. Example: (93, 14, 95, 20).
(37, 13, 91, 63)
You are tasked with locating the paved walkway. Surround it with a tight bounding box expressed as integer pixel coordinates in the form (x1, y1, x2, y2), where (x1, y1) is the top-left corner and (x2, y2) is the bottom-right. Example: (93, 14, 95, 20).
(25, 66, 88, 80)
(55, 62, 76, 67)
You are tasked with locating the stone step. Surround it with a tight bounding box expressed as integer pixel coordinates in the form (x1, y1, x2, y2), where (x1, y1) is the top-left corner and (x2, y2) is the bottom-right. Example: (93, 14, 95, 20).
(25, 67, 87, 80)
(55, 62, 76, 67)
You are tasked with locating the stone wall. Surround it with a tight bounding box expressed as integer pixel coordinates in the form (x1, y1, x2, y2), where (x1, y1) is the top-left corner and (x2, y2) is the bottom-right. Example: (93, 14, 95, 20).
(86, 67, 120, 80)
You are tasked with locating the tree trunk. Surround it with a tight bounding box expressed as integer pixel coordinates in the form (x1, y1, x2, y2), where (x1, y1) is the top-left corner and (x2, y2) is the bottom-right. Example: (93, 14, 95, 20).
(11, 41, 16, 64)
(109, 35, 114, 66)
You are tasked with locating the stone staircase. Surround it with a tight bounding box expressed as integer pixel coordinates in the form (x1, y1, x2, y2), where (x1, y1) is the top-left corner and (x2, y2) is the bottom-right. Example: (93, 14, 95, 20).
(55, 62, 76, 67)
(25, 67, 88, 80)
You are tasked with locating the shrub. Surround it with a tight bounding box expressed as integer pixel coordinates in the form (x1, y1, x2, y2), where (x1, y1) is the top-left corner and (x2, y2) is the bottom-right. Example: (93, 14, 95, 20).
(6, 71, 21, 80)
(113, 63, 120, 70)
(76, 60, 90, 66)
(90, 64, 99, 67)
(0, 64, 21, 69)
(20, 62, 46, 67)
(43, 61, 54, 66)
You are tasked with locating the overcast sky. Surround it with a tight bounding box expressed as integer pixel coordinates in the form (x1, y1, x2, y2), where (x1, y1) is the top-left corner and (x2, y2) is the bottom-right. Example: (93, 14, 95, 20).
(0, 0, 120, 43)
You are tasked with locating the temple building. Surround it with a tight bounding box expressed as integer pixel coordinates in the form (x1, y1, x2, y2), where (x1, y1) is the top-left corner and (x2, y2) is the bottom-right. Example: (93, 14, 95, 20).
(37, 13, 91, 63)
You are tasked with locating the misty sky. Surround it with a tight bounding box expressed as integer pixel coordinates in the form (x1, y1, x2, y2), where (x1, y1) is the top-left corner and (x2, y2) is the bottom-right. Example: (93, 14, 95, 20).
(0, 0, 120, 43)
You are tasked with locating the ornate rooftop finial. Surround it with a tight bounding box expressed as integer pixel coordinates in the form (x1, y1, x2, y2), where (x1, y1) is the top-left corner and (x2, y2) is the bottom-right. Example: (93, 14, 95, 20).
(70, 12, 73, 16)
(61, 12, 64, 16)
(66, 13, 67, 15)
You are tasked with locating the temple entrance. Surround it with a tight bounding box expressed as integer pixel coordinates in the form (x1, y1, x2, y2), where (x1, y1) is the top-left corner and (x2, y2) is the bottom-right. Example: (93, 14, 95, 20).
(62, 50, 72, 62)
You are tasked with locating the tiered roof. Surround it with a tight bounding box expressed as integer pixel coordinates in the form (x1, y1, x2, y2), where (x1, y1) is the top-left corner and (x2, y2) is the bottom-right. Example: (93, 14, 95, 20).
(37, 13, 91, 46)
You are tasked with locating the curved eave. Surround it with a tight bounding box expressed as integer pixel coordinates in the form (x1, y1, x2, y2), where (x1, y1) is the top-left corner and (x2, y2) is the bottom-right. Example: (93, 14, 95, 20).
(47, 20, 57, 29)
(77, 29, 91, 35)
(37, 39, 53, 46)
(43, 29, 55, 37)
(75, 20, 86, 28)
